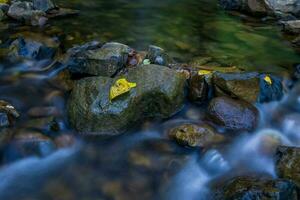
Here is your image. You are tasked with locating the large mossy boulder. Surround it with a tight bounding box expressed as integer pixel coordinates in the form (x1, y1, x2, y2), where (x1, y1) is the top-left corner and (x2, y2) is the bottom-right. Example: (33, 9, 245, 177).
(212, 72, 283, 103)
(66, 42, 133, 77)
(207, 96, 259, 132)
(68, 65, 186, 135)
(214, 176, 299, 200)
(276, 146, 300, 187)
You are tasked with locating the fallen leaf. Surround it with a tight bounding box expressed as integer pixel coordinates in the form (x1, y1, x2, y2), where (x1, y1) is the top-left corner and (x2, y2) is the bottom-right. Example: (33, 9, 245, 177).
(198, 69, 212, 76)
(110, 78, 137, 101)
(264, 75, 272, 85)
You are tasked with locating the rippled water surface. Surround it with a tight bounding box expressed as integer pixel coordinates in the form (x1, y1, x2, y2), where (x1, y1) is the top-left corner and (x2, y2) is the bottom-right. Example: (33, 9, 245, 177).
(0, 0, 300, 199)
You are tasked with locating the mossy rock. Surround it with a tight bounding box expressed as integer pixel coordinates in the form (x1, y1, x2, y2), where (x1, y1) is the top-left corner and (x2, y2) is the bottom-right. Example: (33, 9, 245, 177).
(68, 65, 186, 135)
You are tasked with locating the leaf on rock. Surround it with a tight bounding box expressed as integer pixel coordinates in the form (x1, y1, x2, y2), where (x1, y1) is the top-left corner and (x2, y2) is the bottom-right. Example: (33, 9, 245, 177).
(109, 78, 137, 101)
(198, 69, 212, 76)
(0, 0, 8, 3)
(264, 75, 272, 85)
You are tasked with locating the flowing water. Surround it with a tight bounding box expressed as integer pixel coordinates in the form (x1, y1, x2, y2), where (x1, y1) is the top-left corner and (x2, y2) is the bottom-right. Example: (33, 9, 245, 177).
(0, 0, 300, 199)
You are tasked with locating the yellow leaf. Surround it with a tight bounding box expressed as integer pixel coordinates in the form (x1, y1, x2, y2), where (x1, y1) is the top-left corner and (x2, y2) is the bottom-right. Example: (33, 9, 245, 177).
(198, 69, 212, 76)
(264, 75, 272, 85)
(110, 78, 137, 101)
(0, 0, 8, 3)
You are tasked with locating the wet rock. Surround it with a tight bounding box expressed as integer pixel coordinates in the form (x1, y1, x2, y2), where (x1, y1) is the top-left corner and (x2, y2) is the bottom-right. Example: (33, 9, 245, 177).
(220, 0, 300, 17)
(146, 45, 173, 66)
(33, 0, 56, 12)
(66, 42, 133, 77)
(281, 20, 300, 34)
(8, 34, 59, 61)
(276, 146, 300, 187)
(213, 72, 283, 103)
(168, 123, 225, 148)
(68, 65, 186, 135)
(207, 96, 259, 132)
(214, 176, 299, 200)
(0, 100, 19, 128)
(213, 72, 260, 103)
(7, 1, 48, 26)
(5, 130, 56, 161)
(188, 73, 209, 104)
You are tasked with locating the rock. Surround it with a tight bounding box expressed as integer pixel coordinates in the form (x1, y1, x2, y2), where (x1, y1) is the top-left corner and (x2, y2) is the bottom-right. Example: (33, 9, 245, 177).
(0, 100, 19, 128)
(214, 176, 299, 200)
(207, 96, 259, 132)
(212, 72, 283, 103)
(7, 1, 48, 26)
(213, 72, 260, 103)
(33, 0, 56, 12)
(0, 3, 9, 14)
(68, 65, 186, 135)
(220, 0, 300, 17)
(4, 130, 56, 161)
(188, 73, 210, 104)
(146, 45, 173, 66)
(276, 146, 300, 187)
(281, 20, 300, 34)
(66, 42, 133, 77)
(8, 34, 59, 61)
(168, 123, 225, 148)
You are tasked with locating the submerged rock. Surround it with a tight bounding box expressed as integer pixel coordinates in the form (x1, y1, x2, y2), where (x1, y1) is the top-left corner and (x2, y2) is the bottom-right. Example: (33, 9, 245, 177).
(213, 72, 283, 103)
(168, 123, 225, 148)
(276, 146, 300, 187)
(4, 130, 56, 161)
(66, 42, 133, 77)
(8, 33, 59, 61)
(207, 96, 259, 132)
(214, 176, 299, 200)
(68, 65, 186, 135)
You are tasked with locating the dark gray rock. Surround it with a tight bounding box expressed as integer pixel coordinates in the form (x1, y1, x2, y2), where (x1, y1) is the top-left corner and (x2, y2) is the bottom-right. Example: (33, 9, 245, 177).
(214, 176, 299, 200)
(68, 65, 186, 135)
(66, 42, 133, 77)
(276, 146, 300, 187)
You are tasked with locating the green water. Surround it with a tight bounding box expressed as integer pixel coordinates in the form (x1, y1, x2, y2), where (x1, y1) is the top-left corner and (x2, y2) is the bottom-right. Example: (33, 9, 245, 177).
(52, 0, 300, 72)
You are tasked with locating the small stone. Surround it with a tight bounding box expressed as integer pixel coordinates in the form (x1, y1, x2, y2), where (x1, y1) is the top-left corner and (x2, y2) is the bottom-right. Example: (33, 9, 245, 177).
(168, 123, 225, 148)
